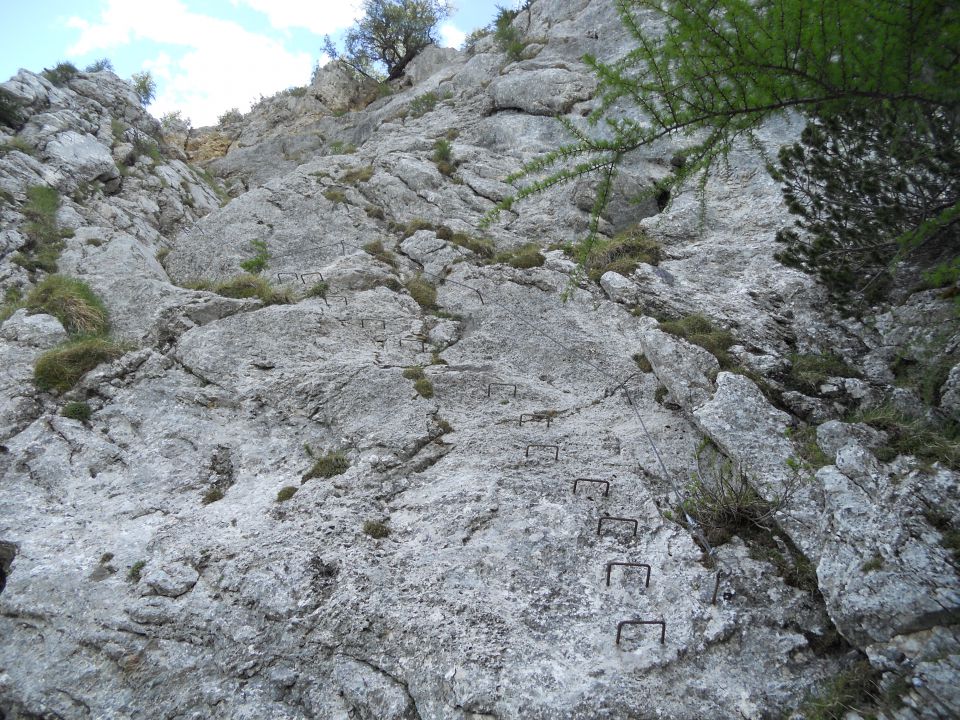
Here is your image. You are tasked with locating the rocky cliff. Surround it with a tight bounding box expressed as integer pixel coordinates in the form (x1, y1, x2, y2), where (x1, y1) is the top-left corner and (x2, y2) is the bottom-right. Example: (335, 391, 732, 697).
(0, 1, 957, 718)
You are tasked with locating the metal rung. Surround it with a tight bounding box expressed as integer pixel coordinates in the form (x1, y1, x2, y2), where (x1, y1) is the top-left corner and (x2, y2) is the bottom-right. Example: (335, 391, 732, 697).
(573, 478, 609, 497)
(605, 562, 651, 588)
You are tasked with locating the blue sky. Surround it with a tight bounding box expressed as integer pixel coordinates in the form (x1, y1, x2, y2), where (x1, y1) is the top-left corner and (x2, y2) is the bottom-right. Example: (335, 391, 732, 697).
(0, 1, 510, 126)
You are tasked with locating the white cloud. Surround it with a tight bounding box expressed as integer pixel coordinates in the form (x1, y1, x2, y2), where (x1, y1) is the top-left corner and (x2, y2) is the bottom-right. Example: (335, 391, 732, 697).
(438, 22, 466, 49)
(65, 0, 316, 125)
(231, 0, 363, 35)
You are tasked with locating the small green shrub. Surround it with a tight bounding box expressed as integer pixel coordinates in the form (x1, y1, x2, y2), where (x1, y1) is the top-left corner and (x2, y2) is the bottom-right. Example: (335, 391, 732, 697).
(323, 187, 347, 204)
(303, 450, 349, 481)
(582, 226, 662, 281)
(414, 377, 434, 398)
(127, 560, 146, 582)
(239, 239, 269, 274)
(861, 554, 884, 572)
(633, 352, 653, 373)
(788, 352, 860, 394)
(24, 275, 109, 336)
(34, 337, 125, 392)
(435, 417, 453, 434)
(155, 247, 171, 266)
(363, 240, 398, 268)
(658, 314, 735, 369)
(42, 61, 78, 87)
(218, 108, 243, 125)
(133, 136, 162, 163)
(362, 520, 390, 539)
(130, 71, 156, 106)
(276, 486, 298, 502)
(340, 165, 374, 184)
(365, 204, 385, 220)
(654, 385, 668, 404)
(84, 58, 114, 73)
(432, 138, 455, 176)
(0, 88, 25, 129)
(201, 487, 224, 505)
(61, 401, 92, 422)
(213, 275, 292, 305)
(408, 92, 438, 118)
(494, 8, 527, 60)
(405, 275, 437, 310)
(495, 243, 544, 269)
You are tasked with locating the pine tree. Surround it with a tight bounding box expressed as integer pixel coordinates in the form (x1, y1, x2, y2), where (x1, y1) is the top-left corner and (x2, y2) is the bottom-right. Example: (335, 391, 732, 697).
(484, 0, 960, 299)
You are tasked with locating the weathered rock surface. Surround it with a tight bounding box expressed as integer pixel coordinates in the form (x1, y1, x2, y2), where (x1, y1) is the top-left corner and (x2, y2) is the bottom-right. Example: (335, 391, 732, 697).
(1, 1, 958, 717)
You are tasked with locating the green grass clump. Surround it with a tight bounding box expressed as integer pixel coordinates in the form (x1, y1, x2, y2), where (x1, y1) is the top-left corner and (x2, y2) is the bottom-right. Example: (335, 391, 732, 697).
(303, 450, 349, 481)
(61, 401, 92, 422)
(414, 377, 434, 398)
(201, 487, 224, 505)
(788, 352, 860, 394)
(213, 275, 292, 305)
(495, 243, 544, 269)
(0, 137, 36, 157)
(633, 352, 653, 373)
(861, 554, 884, 572)
(925, 510, 960, 563)
(785, 424, 831, 470)
(340, 165, 374, 184)
(890, 352, 958, 407)
(307, 281, 328, 299)
(450, 232, 495, 259)
(327, 140, 357, 155)
(323, 187, 347, 204)
(14, 185, 69, 274)
(582, 226, 662, 281)
(402, 366, 425, 381)
(405, 275, 437, 311)
(238, 239, 269, 274)
(854, 404, 960, 469)
(402, 218, 436, 238)
(276, 486, 298, 502)
(1, 287, 23, 324)
(408, 92, 438, 118)
(658, 314, 735, 369)
(363, 520, 391, 538)
(365, 204, 385, 220)
(127, 560, 146, 582)
(34, 337, 125, 392)
(795, 660, 882, 720)
(23, 275, 109, 335)
(363, 240, 398, 268)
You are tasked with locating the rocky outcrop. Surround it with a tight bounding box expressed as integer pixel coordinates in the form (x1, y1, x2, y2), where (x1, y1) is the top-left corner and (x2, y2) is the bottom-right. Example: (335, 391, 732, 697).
(0, 1, 957, 718)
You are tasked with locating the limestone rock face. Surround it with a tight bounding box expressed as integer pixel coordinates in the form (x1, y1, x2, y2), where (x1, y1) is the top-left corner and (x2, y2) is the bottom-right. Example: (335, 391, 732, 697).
(1, 1, 959, 718)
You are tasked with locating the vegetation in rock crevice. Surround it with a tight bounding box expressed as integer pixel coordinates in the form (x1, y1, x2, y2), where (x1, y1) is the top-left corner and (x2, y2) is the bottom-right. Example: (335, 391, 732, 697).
(13, 185, 73, 275)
